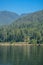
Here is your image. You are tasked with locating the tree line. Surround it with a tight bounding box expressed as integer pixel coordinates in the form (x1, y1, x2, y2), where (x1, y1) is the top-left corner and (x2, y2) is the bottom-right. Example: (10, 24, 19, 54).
(0, 21, 43, 44)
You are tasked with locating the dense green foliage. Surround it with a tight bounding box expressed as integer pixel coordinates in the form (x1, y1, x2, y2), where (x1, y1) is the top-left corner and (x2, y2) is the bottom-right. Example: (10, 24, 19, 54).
(0, 10, 43, 44)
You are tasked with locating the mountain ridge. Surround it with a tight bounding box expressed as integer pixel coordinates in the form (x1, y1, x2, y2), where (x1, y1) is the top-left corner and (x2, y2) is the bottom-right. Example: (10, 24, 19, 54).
(0, 11, 19, 25)
(12, 10, 43, 26)
(0, 10, 43, 25)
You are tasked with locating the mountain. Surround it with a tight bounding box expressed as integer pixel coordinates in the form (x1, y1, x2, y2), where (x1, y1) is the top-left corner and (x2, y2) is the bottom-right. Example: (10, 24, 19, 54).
(0, 10, 43, 25)
(0, 10, 43, 43)
(13, 10, 43, 23)
(11, 10, 43, 28)
(0, 11, 19, 25)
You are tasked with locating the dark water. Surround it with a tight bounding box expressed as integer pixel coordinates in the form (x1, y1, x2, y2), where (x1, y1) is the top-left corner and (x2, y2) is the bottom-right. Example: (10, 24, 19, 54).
(0, 45, 43, 65)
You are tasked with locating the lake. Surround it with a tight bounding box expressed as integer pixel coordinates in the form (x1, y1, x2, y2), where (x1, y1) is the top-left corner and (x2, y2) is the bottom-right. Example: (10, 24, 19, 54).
(0, 45, 43, 65)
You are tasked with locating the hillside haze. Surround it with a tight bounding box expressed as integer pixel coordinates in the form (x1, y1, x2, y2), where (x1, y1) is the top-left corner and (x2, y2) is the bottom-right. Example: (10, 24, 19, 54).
(0, 11, 19, 25)
(13, 10, 43, 24)
(0, 10, 43, 25)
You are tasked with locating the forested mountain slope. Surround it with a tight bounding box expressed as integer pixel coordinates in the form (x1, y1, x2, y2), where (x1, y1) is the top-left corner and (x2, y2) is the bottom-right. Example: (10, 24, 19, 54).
(12, 10, 43, 28)
(0, 10, 43, 44)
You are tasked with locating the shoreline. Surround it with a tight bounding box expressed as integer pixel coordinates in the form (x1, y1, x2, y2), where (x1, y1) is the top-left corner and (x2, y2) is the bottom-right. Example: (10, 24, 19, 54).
(0, 42, 30, 46)
(0, 42, 43, 46)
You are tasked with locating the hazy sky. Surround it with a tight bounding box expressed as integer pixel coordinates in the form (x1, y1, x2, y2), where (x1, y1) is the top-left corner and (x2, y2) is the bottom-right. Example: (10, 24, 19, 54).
(0, 0, 43, 14)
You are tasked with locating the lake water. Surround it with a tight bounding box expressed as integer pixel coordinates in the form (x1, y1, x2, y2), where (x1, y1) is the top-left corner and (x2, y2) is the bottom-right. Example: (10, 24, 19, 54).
(0, 45, 43, 65)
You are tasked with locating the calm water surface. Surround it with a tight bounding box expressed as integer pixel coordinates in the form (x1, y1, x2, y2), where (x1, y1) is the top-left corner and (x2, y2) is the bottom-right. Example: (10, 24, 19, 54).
(0, 45, 43, 65)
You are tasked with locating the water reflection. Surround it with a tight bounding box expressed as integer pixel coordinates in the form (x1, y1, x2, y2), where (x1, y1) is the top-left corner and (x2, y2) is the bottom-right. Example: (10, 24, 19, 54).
(0, 45, 43, 65)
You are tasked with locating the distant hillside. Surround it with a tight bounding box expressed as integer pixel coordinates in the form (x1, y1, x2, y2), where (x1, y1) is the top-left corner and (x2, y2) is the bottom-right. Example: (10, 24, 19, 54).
(0, 11, 19, 25)
(0, 10, 43, 25)
(12, 10, 43, 26)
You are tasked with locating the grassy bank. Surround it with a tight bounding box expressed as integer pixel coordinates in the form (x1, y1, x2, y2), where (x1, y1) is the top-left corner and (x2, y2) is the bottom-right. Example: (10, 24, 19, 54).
(0, 42, 43, 46)
(0, 42, 28, 46)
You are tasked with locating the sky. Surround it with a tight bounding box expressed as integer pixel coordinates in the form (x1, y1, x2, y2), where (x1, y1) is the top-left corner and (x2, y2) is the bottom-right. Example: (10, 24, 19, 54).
(0, 0, 43, 14)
